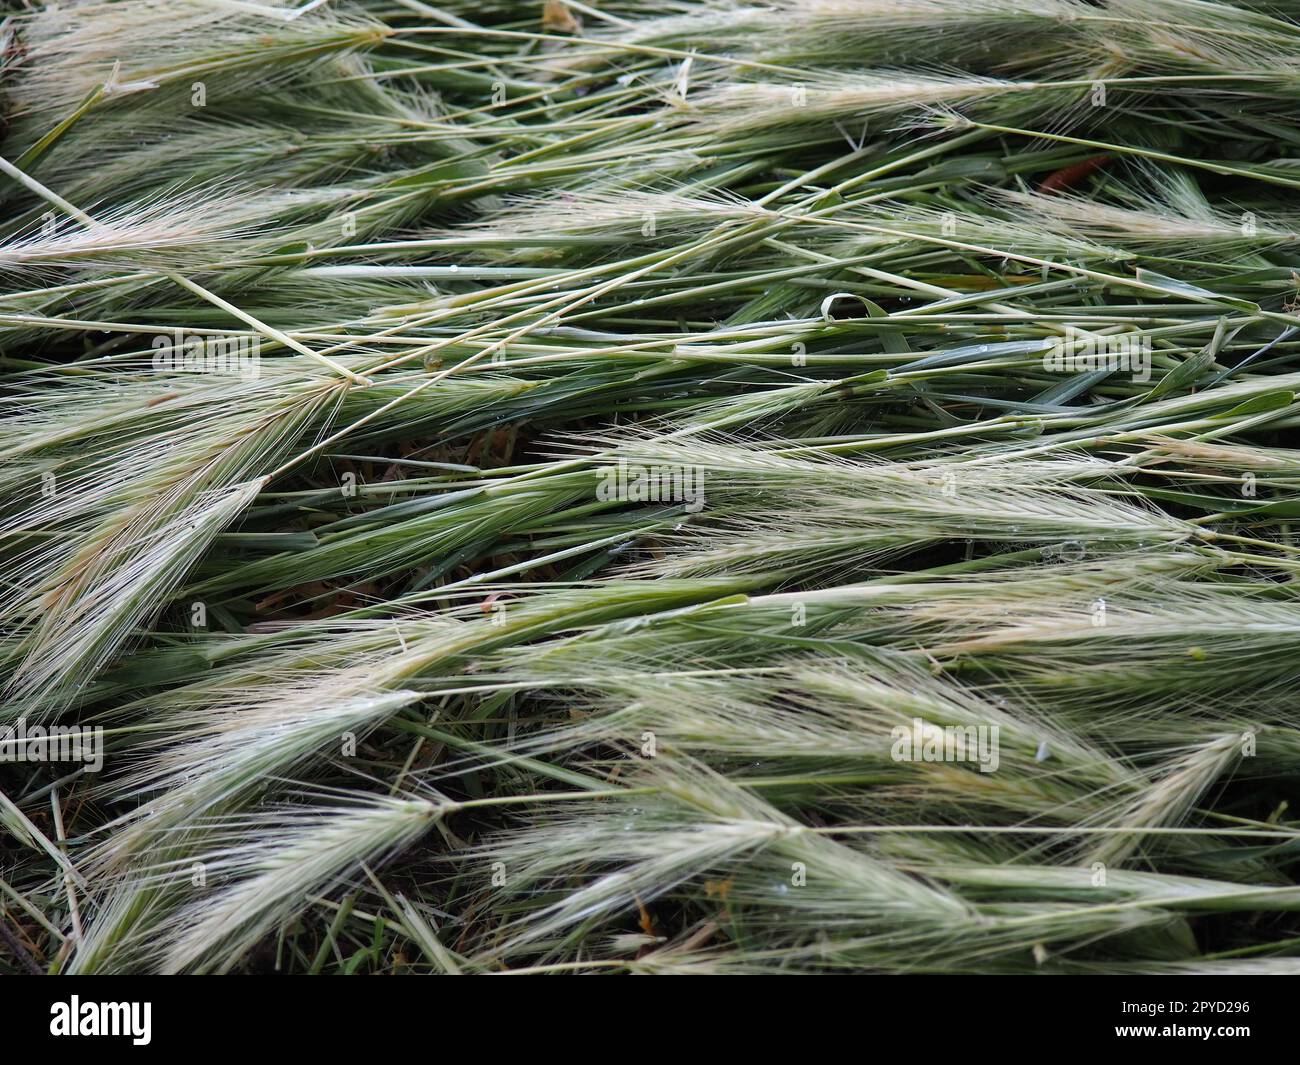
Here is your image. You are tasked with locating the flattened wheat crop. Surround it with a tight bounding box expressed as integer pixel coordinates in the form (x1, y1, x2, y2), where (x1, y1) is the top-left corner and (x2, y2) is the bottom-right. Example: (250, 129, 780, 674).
(2, 0, 1300, 976)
